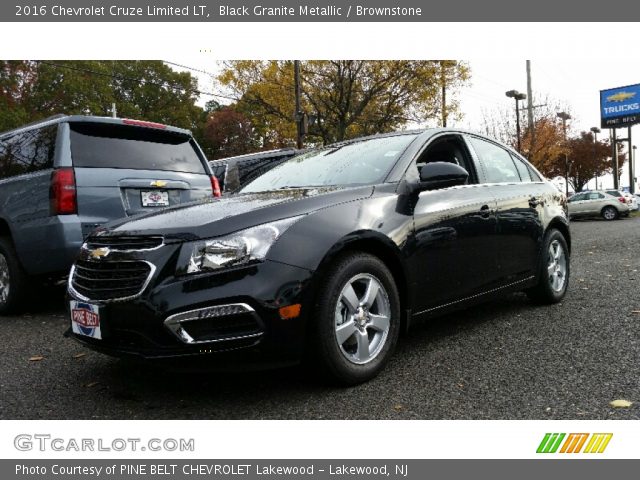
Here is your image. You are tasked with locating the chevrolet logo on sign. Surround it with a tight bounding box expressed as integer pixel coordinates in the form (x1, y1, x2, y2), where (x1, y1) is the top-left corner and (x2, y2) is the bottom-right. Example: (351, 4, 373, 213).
(606, 91, 636, 103)
(150, 180, 168, 187)
(89, 247, 110, 260)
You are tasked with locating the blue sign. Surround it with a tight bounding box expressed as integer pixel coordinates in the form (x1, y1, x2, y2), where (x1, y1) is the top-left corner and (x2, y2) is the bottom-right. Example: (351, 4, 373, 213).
(600, 83, 640, 128)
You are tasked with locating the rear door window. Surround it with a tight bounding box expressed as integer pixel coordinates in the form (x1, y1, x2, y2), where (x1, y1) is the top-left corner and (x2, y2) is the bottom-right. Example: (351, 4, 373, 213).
(510, 154, 532, 182)
(469, 137, 520, 183)
(69, 122, 206, 174)
(0, 125, 57, 179)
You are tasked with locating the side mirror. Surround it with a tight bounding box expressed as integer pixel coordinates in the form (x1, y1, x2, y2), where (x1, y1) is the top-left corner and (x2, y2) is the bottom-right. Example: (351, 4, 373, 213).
(419, 162, 469, 191)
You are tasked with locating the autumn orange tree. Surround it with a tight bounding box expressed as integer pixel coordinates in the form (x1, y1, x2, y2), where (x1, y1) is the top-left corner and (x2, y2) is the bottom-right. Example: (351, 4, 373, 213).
(217, 60, 470, 146)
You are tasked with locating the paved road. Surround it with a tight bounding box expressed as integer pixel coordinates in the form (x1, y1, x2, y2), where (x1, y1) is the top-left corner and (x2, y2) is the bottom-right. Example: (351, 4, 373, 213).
(1, 217, 639, 419)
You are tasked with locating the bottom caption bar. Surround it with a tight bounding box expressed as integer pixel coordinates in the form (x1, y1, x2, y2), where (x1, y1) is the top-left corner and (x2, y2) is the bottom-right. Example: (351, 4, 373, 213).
(5, 460, 638, 479)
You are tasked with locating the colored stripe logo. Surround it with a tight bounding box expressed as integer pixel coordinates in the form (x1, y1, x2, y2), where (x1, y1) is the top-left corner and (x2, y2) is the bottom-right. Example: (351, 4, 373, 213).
(537, 433, 612, 454)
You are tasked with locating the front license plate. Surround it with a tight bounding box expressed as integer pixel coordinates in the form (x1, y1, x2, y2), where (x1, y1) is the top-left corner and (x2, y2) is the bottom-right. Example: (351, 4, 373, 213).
(141, 190, 169, 207)
(70, 300, 102, 340)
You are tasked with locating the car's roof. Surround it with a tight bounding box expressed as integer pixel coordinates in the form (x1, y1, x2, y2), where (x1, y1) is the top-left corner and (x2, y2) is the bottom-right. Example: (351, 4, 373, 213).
(0, 114, 192, 139)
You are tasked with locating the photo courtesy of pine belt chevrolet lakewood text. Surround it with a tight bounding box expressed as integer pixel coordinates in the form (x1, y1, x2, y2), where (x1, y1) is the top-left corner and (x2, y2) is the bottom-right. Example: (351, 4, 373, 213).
(66, 128, 571, 385)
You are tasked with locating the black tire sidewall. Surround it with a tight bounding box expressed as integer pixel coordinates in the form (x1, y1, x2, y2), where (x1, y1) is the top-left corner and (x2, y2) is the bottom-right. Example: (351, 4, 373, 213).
(0, 237, 28, 315)
(312, 253, 401, 385)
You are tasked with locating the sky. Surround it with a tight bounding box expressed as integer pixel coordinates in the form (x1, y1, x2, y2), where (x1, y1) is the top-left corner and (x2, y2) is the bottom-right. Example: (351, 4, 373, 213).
(168, 59, 640, 191)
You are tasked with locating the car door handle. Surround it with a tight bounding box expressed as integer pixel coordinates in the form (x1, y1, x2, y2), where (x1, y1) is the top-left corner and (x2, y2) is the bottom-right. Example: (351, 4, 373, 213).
(529, 197, 544, 208)
(480, 204, 491, 218)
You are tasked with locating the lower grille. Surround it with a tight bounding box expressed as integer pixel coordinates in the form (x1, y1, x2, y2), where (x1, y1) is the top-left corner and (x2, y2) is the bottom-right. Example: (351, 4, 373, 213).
(71, 259, 152, 301)
(164, 303, 263, 344)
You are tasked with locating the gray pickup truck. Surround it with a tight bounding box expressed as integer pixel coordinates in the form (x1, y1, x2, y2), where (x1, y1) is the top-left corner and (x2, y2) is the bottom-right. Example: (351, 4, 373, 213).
(0, 115, 219, 313)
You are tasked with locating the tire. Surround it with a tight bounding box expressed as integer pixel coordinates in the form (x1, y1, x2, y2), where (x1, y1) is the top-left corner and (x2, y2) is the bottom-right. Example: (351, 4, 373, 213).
(526, 229, 570, 304)
(601, 206, 619, 221)
(0, 236, 30, 315)
(310, 252, 401, 386)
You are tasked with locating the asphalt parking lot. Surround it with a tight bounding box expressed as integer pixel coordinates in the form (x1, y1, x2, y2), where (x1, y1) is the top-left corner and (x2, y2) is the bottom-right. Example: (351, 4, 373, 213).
(1, 216, 639, 420)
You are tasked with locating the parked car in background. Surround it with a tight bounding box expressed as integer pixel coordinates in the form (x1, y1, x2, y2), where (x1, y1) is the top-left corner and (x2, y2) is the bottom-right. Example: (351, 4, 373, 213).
(209, 148, 299, 193)
(0, 115, 219, 313)
(605, 189, 636, 211)
(67, 128, 570, 385)
(568, 190, 630, 220)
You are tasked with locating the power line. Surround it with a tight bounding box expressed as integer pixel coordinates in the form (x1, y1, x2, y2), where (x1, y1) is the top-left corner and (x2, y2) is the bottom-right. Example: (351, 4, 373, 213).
(35, 60, 236, 102)
(163, 60, 217, 78)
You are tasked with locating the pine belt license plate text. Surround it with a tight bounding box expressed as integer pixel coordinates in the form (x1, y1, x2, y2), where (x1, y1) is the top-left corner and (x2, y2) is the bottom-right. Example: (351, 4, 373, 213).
(141, 190, 169, 207)
(70, 300, 101, 339)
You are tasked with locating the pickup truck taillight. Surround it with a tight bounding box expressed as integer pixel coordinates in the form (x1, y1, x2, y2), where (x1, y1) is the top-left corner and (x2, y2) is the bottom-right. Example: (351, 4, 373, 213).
(50, 168, 77, 215)
(210, 175, 221, 198)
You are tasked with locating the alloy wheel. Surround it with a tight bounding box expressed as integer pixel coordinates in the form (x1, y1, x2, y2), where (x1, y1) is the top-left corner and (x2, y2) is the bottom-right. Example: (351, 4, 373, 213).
(334, 273, 391, 365)
(547, 239, 567, 293)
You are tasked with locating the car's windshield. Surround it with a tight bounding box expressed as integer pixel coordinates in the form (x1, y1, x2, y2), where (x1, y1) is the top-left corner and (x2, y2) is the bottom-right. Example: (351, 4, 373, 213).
(240, 134, 418, 193)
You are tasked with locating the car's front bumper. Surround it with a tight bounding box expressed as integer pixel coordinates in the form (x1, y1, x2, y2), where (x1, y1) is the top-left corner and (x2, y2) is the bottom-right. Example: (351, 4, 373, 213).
(66, 259, 315, 366)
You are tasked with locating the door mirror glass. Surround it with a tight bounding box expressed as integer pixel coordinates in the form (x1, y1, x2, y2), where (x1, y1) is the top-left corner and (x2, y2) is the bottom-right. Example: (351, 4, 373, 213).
(419, 162, 469, 191)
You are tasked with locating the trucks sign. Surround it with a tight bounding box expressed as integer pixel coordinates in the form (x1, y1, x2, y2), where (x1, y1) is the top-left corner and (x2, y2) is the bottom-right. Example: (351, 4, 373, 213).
(600, 83, 640, 128)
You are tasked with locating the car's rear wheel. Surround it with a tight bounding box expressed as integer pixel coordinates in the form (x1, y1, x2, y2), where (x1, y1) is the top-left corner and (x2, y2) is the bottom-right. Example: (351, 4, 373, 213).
(0, 237, 29, 315)
(311, 252, 400, 385)
(526, 229, 570, 304)
(601, 206, 618, 220)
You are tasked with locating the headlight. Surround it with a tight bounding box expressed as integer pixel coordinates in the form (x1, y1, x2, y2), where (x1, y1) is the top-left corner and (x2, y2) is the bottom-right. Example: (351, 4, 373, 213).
(179, 216, 303, 275)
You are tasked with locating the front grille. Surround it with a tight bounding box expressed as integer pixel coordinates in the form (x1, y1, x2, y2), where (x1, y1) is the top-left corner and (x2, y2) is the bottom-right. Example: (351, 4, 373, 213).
(85, 235, 163, 251)
(71, 259, 152, 301)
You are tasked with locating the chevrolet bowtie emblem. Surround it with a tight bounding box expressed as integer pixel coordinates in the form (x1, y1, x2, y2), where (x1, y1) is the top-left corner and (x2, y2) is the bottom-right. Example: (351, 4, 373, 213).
(606, 91, 636, 103)
(150, 180, 168, 187)
(89, 247, 110, 259)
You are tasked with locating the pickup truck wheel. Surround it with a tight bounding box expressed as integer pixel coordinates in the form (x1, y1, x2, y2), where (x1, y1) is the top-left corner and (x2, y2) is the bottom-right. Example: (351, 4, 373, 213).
(0, 237, 29, 315)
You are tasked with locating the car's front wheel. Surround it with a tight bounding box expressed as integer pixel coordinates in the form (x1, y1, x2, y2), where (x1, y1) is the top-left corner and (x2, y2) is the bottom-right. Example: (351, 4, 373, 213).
(601, 206, 619, 221)
(526, 229, 570, 304)
(311, 252, 401, 385)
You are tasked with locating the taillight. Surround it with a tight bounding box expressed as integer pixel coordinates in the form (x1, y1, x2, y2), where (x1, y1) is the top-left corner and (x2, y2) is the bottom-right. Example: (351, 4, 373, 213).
(210, 175, 221, 198)
(122, 119, 167, 129)
(618, 197, 626, 204)
(50, 168, 77, 215)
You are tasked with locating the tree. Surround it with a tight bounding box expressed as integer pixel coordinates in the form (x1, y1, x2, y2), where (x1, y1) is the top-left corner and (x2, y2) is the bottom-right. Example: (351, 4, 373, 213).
(202, 106, 259, 159)
(0, 61, 204, 133)
(554, 132, 613, 192)
(217, 60, 470, 146)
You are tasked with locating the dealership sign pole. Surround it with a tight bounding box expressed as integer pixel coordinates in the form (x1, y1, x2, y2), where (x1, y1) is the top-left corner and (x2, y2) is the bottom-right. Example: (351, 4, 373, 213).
(600, 84, 640, 193)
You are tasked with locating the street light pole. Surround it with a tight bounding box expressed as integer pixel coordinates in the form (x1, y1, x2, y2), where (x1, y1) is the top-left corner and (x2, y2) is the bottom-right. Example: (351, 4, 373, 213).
(506, 90, 527, 153)
(590, 127, 600, 190)
(557, 111, 571, 196)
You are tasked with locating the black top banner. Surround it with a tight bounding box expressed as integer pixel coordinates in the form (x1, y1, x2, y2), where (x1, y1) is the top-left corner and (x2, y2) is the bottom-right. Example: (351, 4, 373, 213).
(4, 0, 640, 22)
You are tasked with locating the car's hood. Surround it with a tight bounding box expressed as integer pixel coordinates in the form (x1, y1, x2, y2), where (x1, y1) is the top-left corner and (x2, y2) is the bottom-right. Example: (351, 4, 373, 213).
(98, 185, 374, 241)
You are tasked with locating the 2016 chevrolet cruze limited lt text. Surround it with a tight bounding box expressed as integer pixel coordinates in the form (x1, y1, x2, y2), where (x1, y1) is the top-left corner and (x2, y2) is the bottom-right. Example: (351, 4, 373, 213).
(66, 129, 570, 385)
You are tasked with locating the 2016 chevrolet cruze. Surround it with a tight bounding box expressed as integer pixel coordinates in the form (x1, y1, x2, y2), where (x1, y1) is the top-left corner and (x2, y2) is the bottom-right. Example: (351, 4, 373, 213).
(66, 129, 570, 385)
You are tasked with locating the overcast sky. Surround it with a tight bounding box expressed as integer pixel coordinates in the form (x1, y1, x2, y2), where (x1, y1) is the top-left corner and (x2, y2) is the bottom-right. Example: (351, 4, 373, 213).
(171, 59, 640, 191)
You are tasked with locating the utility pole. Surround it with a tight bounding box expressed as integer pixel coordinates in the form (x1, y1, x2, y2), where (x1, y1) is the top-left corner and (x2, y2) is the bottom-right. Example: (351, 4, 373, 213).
(111, 103, 117, 118)
(628, 127, 634, 194)
(294, 60, 303, 149)
(526, 61, 534, 142)
(612, 129, 619, 190)
(590, 127, 600, 190)
(441, 60, 447, 127)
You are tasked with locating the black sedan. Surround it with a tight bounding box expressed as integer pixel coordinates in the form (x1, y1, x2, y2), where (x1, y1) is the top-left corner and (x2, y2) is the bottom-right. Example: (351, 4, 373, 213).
(66, 129, 570, 385)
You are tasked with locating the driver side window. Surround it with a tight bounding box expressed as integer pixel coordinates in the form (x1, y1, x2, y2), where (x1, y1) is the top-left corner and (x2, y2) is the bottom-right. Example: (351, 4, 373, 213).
(415, 135, 475, 184)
